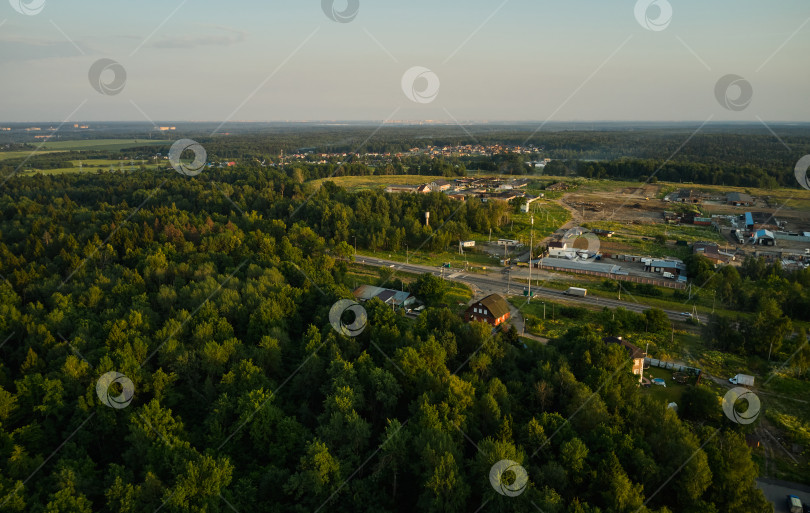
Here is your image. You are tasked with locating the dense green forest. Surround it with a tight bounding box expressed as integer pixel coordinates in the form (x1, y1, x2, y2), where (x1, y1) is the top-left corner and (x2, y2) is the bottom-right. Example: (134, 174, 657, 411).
(0, 168, 774, 512)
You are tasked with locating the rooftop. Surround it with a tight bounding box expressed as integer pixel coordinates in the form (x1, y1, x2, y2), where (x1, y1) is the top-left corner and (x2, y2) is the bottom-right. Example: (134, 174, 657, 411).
(534, 257, 622, 274)
(472, 293, 511, 319)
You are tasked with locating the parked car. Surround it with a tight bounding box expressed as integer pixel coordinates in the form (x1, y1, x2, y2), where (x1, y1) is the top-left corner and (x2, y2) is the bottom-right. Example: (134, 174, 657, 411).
(787, 494, 802, 513)
(729, 374, 755, 386)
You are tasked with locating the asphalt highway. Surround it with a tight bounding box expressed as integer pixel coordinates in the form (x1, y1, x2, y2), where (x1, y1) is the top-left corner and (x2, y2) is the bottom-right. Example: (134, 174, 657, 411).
(358, 255, 703, 324)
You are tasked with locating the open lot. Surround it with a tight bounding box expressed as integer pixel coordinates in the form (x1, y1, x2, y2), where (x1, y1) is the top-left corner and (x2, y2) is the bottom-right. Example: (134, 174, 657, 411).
(309, 174, 448, 191)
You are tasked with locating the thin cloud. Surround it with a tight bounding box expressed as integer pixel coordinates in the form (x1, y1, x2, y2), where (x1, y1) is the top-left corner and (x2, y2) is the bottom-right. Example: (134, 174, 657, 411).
(0, 37, 86, 62)
(152, 27, 246, 49)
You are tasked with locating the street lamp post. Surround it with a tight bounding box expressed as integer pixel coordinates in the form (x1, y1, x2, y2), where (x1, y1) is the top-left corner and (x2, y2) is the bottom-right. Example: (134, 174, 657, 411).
(528, 215, 534, 301)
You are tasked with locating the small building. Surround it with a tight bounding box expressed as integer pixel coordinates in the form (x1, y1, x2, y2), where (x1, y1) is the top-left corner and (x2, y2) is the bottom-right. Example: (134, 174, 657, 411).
(547, 241, 571, 258)
(744, 211, 778, 231)
(675, 189, 702, 204)
(727, 192, 754, 206)
(604, 336, 645, 383)
(754, 229, 775, 246)
(417, 184, 432, 194)
(431, 180, 452, 192)
(353, 285, 415, 308)
(385, 185, 419, 194)
(520, 195, 543, 213)
(744, 212, 755, 230)
(645, 260, 687, 275)
(465, 294, 511, 327)
(663, 211, 680, 224)
(693, 242, 733, 265)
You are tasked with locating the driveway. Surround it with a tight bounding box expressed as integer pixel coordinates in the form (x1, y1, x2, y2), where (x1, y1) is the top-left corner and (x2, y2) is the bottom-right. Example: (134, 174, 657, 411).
(757, 478, 810, 513)
(507, 304, 548, 344)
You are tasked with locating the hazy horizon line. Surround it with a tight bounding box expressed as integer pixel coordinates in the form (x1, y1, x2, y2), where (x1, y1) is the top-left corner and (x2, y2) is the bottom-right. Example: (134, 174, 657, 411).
(3, 120, 810, 126)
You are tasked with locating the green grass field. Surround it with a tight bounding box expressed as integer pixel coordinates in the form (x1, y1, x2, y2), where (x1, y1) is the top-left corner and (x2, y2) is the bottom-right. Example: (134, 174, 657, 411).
(0, 139, 169, 163)
(309, 174, 448, 191)
(33, 139, 168, 151)
(0, 150, 66, 161)
(17, 159, 162, 176)
(643, 366, 688, 405)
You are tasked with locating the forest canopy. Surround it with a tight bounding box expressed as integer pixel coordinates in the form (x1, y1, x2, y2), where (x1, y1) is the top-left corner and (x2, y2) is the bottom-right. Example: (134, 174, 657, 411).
(0, 166, 775, 512)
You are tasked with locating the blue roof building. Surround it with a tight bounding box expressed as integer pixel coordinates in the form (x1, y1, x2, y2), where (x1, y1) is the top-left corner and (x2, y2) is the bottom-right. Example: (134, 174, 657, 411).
(744, 212, 754, 229)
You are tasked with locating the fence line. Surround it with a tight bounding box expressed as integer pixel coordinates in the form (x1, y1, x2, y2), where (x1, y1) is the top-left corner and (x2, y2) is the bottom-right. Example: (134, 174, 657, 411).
(535, 263, 687, 289)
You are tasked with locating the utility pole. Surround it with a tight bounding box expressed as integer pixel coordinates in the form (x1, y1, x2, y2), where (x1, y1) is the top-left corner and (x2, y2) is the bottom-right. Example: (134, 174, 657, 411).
(543, 302, 546, 320)
(528, 215, 534, 302)
(712, 291, 716, 313)
(353, 236, 357, 256)
(406, 244, 409, 264)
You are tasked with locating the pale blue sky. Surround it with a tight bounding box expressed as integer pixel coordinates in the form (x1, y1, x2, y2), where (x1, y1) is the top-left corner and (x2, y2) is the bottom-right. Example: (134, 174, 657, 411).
(1, 0, 808, 122)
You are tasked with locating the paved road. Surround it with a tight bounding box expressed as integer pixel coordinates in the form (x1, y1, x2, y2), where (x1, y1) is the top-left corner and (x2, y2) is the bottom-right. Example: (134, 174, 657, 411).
(757, 478, 810, 513)
(359, 256, 704, 323)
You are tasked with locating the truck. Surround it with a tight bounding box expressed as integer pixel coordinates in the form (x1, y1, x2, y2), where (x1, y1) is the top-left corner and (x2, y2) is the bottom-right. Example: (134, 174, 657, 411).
(729, 374, 755, 386)
(787, 495, 802, 513)
(663, 272, 675, 279)
(564, 287, 587, 297)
